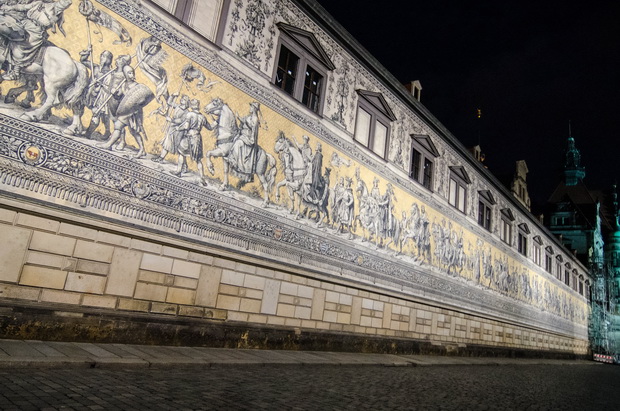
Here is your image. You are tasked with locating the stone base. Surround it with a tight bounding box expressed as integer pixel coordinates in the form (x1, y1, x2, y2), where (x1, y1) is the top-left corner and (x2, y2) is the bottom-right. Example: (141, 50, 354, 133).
(0, 300, 587, 360)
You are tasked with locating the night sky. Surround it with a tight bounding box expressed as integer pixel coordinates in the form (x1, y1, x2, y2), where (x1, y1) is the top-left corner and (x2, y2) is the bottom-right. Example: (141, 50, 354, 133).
(315, 0, 620, 210)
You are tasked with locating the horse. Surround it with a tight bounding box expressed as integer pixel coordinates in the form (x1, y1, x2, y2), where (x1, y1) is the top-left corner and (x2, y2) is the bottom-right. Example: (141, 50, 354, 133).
(354, 175, 381, 247)
(274, 133, 306, 218)
(274, 133, 330, 226)
(203, 98, 276, 206)
(0, 40, 88, 135)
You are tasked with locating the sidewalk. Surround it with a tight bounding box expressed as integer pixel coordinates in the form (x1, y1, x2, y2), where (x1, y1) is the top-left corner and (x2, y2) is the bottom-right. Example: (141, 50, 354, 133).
(0, 339, 598, 369)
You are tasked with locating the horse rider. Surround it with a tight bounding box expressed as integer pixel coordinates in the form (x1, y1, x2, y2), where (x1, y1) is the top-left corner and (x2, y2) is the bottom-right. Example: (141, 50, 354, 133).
(0, 0, 73, 81)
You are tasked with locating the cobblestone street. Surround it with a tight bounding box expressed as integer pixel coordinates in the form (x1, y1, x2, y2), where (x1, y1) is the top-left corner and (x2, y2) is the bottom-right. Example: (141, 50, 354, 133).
(1, 364, 619, 410)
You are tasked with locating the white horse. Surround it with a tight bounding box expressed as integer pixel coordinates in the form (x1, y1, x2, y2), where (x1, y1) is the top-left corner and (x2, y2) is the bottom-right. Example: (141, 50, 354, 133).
(203, 98, 276, 206)
(274, 133, 306, 218)
(0, 40, 88, 135)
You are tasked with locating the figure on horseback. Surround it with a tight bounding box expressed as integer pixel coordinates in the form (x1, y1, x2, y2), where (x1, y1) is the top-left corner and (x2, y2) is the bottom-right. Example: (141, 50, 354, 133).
(203, 98, 276, 206)
(0, 0, 88, 134)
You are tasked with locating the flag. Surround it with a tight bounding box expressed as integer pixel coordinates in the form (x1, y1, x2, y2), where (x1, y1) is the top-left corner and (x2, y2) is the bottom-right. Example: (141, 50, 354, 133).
(79, 0, 132, 46)
(136, 36, 169, 106)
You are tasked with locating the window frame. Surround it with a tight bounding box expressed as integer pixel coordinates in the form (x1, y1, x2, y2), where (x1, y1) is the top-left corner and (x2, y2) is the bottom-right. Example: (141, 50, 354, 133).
(410, 135, 439, 191)
(448, 167, 471, 214)
(545, 246, 554, 273)
(517, 223, 530, 256)
(353, 90, 396, 159)
(533, 236, 542, 266)
(477, 190, 495, 231)
(272, 23, 334, 115)
(150, 0, 229, 44)
(499, 208, 514, 246)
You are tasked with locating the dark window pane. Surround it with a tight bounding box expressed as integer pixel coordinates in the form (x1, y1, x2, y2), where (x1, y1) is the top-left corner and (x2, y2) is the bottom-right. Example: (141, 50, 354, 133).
(302, 66, 322, 112)
(275, 46, 299, 95)
(411, 149, 421, 180)
(423, 158, 433, 189)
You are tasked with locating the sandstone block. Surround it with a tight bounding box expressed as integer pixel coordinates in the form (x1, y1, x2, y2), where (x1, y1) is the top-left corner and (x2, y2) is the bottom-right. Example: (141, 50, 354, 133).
(0, 284, 40, 301)
(117, 298, 150, 312)
(75, 259, 109, 275)
(96, 231, 131, 248)
(216, 294, 240, 311)
(166, 287, 196, 305)
(0, 225, 31, 282)
(20, 265, 67, 289)
(220, 269, 244, 286)
(195, 266, 222, 307)
(0, 208, 17, 223)
(212, 257, 236, 270)
(260, 279, 280, 315)
(279, 281, 298, 296)
(58, 223, 98, 240)
(130, 239, 162, 254)
(310, 289, 326, 321)
(138, 270, 166, 284)
(65, 272, 106, 294)
(151, 302, 177, 315)
(187, 251, 213, 265)
(40, 289, 81, 305)
(243, 274, 265, 290)
(82, 294, 117, 309)
(235, 261, 256, 274)
(16, 213, 59, 232)
(140, 254, 173, 273)
(173, 276, 198, 289)
(134, 282, 167, 302)
(25, 251, 65, 269)
(106, 249, 142, 297)
(162, 246, 189, 259)
(295, 306, 311, 319)
(178, 306, 204, 318)
(29, 231, 75, 256)
(73, 240, 114, 263)
(240, 298, 262, 313)
(171, 259, 201, 279)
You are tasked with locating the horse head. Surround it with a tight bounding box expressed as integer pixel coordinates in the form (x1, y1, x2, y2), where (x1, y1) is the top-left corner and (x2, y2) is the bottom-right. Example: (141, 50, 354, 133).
(204, 97, 224, 115)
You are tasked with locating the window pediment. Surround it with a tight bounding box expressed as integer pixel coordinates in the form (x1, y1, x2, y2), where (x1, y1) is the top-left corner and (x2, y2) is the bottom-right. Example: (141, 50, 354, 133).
(545, 246, 554, 254)
(411, 134, 439, 157)
(356, 90, 396, 121)
(479, 190, 496, 205)
(518, 223, 530, 234)
(276, 22, 334, 70)
(500, 208, 515, 221)
(449, 166, 471, 184)
(533, 235, 542, 244)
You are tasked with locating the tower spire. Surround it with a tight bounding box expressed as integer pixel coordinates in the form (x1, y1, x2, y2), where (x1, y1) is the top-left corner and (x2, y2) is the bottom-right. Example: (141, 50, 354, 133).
(564, 124, 585, 185)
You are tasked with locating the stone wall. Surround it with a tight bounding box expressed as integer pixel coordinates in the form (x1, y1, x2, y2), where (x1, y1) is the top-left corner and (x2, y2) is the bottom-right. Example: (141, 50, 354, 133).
(0, 0, 590, 356)
(0, 199, 588, 355)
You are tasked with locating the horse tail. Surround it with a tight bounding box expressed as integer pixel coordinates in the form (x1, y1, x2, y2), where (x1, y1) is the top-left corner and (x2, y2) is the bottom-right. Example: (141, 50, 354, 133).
(63, 62, 89, 108)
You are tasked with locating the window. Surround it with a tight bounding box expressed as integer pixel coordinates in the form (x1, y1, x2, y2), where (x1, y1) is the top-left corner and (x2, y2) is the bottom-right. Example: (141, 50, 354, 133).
(578, 275, 584, 295)
(151, 0, 228, 42)
(533, 236, 542, 265)
(517, 223, 529, 256)
(353, 90, 396, 158)
(545, 246, 554, 273)
(564, 266, 571, 286)
(556, 256, 563, 281)
(273, 23, 334, 114)
(500, 209, 514, 245)
(410, 135, 439, 190)
(448, 167, 470, 213)
(478, 191, 495, 231)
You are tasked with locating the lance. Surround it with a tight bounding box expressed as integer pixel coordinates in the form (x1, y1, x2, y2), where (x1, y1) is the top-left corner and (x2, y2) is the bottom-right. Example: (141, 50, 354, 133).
(91, 52, 149, 116)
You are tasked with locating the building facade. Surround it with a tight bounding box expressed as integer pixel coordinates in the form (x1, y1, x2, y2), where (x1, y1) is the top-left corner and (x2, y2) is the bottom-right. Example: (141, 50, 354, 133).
(0, 0, 590, 356)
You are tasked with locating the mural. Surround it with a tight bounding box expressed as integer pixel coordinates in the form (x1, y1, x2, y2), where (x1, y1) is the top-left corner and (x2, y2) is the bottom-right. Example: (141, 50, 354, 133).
(0, 0, 588, 327)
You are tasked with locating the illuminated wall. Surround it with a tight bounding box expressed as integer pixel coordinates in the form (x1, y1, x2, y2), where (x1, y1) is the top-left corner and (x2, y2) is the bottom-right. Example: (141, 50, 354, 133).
(0, 0, 590, 354)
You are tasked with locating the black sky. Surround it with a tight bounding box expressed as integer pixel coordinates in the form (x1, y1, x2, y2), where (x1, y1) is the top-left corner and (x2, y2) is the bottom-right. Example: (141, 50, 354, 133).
(315, 0, 620, 209)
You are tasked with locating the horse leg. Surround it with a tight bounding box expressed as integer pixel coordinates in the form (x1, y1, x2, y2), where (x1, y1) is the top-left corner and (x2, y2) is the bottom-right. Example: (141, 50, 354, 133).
(64, 105, 85, 136)
(219, 161, 229, 191)
(257, 174, 270, 207)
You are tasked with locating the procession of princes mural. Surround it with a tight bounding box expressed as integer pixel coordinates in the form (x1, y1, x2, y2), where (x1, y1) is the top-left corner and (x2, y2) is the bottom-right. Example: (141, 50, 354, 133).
(0, 0, 586, 324)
